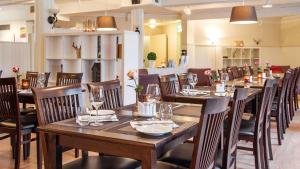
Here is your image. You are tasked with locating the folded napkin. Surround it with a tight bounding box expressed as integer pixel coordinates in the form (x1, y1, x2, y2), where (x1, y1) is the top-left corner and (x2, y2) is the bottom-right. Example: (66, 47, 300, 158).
(130, 120, 179, 129)
(18, 89, 32, 94)
(86, 109, 115, 116)
(89, 114, 119, 122)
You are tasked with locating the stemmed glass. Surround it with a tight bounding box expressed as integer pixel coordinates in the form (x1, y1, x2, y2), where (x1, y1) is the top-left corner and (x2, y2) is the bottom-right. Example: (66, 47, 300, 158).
(37, 73, 46, 88)
(146, 84, 161, 118)
(89, 86, 105, 126)
(188, 73, 198, 89)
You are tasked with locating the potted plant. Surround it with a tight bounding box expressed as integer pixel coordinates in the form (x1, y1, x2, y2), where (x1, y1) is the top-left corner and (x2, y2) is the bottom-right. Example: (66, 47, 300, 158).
(147, 52, 157, 68)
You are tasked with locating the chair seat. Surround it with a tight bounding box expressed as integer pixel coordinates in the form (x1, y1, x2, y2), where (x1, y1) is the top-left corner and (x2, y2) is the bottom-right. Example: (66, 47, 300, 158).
(159, 143, 193, 168)
(20, 107, 36, 115)
(63, 156, 141, 169)
(239, 117, 256, 136)
(0, 114, 37, 129)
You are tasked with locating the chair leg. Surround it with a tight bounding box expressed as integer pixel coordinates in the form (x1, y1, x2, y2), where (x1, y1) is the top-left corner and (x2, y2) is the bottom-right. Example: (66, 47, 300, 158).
(36, 133, 42, 169)
(277, 116, 282, 145)
(23, 133, 31, 160)
(15, 134, 21, 169)
(11, 135, 16, 159)
(267, 126, 273, 160)
(75, 149, 79, 158)
(254, 140, 261, 169)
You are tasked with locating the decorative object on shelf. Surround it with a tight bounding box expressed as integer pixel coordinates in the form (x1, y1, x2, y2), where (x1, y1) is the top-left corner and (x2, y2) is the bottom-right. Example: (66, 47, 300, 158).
(60, 64, 63, 73)
(131, 0, 141, 4)
(127, 70, 143, 117)
(83, 19, 96, 32)
(47, 8, 59, 29)
(230, 0, 258, 24)
(91, 62, 101, 82)
(167, 59, 175, 68)
(135, 27, 140, 34)
(147, 52, 157, 68)
(96, 16, 117, 31)
(235, 40, 244, 47)
(265, 62, 272, 77)
(253, 38, 261, 46)
(21, 79, 30, 90)
(72, 42, 82, 58)
(179, 49, 188, 68)
(12, 66, 22, 85)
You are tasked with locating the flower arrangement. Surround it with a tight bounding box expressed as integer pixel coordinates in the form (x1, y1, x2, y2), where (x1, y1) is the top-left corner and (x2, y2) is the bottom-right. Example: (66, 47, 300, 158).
(12, 66, 22, 79)
(127, 70, 143, 94)
(204, 70, 219, 82)
(243, 64, 250, 76)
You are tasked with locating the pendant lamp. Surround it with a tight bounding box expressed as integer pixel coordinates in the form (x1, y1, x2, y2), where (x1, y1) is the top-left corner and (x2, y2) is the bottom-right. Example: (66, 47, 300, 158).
(230, 5, 258, 24)
(96, 16, 117, 31)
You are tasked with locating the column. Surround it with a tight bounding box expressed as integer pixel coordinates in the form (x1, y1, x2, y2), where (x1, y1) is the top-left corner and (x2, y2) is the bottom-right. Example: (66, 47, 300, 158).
(34, 0, 54, 72)
(130, 8, 144, 68)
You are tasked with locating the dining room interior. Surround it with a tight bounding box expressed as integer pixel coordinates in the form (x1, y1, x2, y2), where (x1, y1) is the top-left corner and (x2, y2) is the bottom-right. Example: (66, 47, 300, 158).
(0, 0, 300, 169)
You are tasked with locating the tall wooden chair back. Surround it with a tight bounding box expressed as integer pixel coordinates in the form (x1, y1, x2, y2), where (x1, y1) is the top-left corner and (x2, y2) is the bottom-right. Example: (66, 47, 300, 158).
(237, 67, 244, 78)
(177, 73, 189, 90)
(159, 74, 179, 98)
(190, 97, 230, 169)
(289, 68, 299, 117)
(226, 68, 235, 81)
(138, 74, 160, 101)
(188, 68, 212, 86)
(26, 71, 50, 87)
(56, 72, 83, 86)
(87, 80, 123, 110)
(278, 71, 292, 130)
(223, 88, 248, 169)
(32, 84, 83, 125)
(230, 66, 240, 79)
(0, 70, 2, 78)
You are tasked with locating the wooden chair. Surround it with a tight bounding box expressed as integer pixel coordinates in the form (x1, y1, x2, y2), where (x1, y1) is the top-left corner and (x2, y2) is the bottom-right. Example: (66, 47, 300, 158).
(230, 66, 240, 79)
(87, 80, 123, 110)
(138, 68, 148, 75)
(159, 97, 230, 169)
(237, 67, 244, 78)
(159, 74, 180, 99)
(249, 66, 255, 75)
(188, 68, 212, 86)
(32, 84, 140, 169)
(271, 72, 291, 145)
(0, 70, 2, 78)
(238, 79, 275, 169)
(226, 68, 235, 81)
(138, 74, 160, 101)
(0, 78, 37, 169)
(283, 69, 294, 127)
(56, 72, 83, 86)
(26, 71, 50, 88)
(177, 73, 189, 90)
(288, 68, 299, 120)
(292, 67, 300, 112)
(295, 67, 300, 110)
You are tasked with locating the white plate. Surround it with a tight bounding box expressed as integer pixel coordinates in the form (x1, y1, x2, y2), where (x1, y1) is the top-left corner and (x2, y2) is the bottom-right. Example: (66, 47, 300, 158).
(136, 124, 173, 136)
(87, 109, 115, 116)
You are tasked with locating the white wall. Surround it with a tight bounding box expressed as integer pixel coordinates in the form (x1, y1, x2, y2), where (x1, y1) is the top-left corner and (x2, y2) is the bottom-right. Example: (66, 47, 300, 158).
(0, 21, 28, 42)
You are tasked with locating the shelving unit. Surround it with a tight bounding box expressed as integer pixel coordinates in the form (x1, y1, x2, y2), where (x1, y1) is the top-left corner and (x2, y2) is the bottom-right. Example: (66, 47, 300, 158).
(44, 31, 139, 106)
(222, 47, 260, 69)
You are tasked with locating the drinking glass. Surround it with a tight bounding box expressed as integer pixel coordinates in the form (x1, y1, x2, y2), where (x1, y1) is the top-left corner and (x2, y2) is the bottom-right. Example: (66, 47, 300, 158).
(146, 84, 161, 118)
(182, 84, 190, 95)
(188, 73, 198, 89)
(37, 73, 46, 88)
(89, 86, 105, 126)
(76, 107, 90, 126)
(159, 103, 173, 121)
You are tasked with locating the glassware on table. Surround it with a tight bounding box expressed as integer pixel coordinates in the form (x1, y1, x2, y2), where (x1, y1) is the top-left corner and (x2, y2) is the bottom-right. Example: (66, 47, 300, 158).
(159, 103, 173, 121)
(182, 84, 191, 95)
(146, 84, 161, 118)
(37, 73, 46, 88)
(76, 107, 90, 126)
(89, 86, 105, 126)
(188, 73, 198, 89)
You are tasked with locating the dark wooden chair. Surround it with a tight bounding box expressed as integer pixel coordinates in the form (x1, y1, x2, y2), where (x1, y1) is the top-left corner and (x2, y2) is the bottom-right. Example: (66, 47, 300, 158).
(295, 67, 300, 110)
(0, 78, 37, 169)
(159, 74, 180, 99)
(237, 67, 244, 78)
(238, 79, 275, 169)
(283, 69, 294, 128)
(138, 74, 160, 101)
(271, 72, 291, 145)
(26, 71, 50, 88)
(292, 67, 300, 114)
(138, 68, 148, 75)
(32, 84, 140, 169)
(188, 68, 212, 86)
(0, 70, 2, 78)
(249, 66, 255, 75)
(288, 68, 299, 120)
(159, 97, 230, 169)
(177, 73, 189, 90)
(226, 68, 235, 81)
(230, 66, 240, 79)
(87, 80, 123, 110)
(56, 72, 83, 86)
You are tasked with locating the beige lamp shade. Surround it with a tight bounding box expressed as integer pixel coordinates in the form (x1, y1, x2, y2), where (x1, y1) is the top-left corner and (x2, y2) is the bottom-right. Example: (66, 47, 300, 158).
(230, 6, 258, 24)
(96, 16, 117, 31)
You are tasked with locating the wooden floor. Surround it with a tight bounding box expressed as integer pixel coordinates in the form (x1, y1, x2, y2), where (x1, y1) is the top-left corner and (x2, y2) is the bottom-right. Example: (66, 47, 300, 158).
(1, 102, 300, 169)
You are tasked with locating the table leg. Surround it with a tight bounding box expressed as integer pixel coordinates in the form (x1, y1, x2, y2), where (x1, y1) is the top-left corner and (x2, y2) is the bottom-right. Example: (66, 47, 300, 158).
(44, 133, 62, 169)
(141, 149, 157, 169)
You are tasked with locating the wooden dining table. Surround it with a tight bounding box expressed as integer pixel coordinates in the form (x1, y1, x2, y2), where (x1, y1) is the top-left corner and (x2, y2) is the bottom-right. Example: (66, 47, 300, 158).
(226, 74, 284, 88)
(38, 104, 202, 169)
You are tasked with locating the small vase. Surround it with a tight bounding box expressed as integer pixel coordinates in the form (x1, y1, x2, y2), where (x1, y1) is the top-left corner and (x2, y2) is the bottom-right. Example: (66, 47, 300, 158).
(148, 60, 155, 68)
(132, 92, 140, 117)
(16, 77, 21, 89)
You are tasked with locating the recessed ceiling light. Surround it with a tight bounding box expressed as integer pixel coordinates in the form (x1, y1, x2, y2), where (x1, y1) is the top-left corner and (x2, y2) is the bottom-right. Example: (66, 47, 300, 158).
(148, 19, 157, 29)
(263, 0, 272, 8)
(183, 7, 192, 15)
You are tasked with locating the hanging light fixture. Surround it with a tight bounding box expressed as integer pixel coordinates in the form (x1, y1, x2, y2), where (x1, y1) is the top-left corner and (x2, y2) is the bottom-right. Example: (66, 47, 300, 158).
(263, 0, 272, 8)
(96, 16, 117, 31)
(230, 0, 258, 24)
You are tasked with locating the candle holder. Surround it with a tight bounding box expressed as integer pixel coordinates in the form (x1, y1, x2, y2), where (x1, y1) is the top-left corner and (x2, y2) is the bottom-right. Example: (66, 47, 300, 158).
(243, 75, 250, 83)
(21, 79, 30, 90)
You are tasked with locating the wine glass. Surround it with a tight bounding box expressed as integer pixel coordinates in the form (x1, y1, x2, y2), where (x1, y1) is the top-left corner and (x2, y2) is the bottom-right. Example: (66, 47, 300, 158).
(37, 73, 46, 88)
(159, 103, 173, 121)
(89, 86, 105, 126)
(146, 84, 161, 119)
(188, 73, 198, 89)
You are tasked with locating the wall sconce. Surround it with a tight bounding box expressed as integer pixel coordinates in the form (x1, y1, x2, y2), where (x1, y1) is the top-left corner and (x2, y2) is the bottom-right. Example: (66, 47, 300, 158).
(48, 8, 60, 29)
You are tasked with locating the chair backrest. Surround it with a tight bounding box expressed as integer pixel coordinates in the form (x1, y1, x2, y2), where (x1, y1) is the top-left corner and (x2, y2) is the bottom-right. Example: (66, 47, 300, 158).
(87, 80, 123, 110)
(56, 72, 83, 86)
(230, 66, 240, 79)
(138, 69, 148, 75)
(159, 74, 179, 98)
(26, 71, 51, 87)
(226, 68, 235, 81)
(0, 78, 20, 125)
(32, 84, 83, 125)
(254, 79, 274, 139)
(0, 70, 2, 78)
(237, 67, 244, 78)
(138, 74, 160, 101)
(249, 66, 255, 75)
(277, 72, 292, 114)
(223, 88, 248, 169)
(177, 73, 189, 89)
(296, 67, 300, 94)
(188, 68, 212, 86)
(190, 97, 230, 169)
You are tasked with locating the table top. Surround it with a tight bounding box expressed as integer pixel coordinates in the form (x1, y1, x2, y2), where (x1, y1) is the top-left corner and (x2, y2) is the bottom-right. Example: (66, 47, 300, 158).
(38, 104, 200, 149)
(226, 74, 284, 88)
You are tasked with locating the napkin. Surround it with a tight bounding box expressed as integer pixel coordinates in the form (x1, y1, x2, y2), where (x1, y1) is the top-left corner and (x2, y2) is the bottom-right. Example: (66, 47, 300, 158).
(86, 109, 115, 116)
(18, 89, 32, 94)
(89, 114, 119, 122)
(130, 120, 179, 129)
